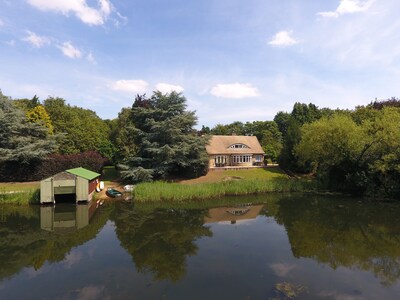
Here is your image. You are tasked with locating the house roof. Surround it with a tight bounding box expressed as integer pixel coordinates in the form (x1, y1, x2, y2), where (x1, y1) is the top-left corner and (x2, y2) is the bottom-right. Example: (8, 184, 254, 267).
(66, 167, 101, 181)
(206, 135, 265, 155)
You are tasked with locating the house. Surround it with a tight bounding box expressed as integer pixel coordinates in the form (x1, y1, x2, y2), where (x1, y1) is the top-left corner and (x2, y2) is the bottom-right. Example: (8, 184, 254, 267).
(206, 135, 265, 168)
(40, 167, 101, 204)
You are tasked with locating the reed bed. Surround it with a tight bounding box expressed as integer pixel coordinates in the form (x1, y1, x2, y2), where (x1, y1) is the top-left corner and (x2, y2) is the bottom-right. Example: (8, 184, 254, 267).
(0, 188, 40, 205)
(133, 178, 317, 202)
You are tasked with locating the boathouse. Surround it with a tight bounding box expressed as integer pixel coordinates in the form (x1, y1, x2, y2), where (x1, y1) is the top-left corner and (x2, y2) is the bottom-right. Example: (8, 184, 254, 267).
(40, 167, 101, 204)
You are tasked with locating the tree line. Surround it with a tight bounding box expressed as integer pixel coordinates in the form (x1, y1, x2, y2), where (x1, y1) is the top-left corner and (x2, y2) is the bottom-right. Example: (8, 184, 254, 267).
(1, 88, 400, 199)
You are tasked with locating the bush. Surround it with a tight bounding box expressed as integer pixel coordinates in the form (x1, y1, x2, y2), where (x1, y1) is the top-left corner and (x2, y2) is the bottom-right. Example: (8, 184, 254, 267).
(0, 151, 106, 182)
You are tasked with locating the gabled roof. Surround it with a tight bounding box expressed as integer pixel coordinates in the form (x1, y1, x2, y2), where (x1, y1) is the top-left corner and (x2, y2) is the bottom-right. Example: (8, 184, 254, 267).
(206, 135, 265, 155)
(66, 167, 100, 181)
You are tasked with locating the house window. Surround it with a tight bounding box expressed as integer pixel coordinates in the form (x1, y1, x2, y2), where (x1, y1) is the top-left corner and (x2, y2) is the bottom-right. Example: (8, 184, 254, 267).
(229, 144, 250, 149)
(255, 155, 263, 162)
(232, 155, 252, 163)
(215, 156, 227, 167)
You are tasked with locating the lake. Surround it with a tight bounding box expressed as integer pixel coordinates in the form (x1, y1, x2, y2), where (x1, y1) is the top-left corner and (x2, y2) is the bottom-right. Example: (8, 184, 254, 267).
(1, 194, 400, 299)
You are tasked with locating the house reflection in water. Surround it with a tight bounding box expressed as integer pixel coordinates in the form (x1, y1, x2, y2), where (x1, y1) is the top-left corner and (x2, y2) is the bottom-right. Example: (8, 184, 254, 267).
(40, 201, 98, 232)
(204, 204, 264, 224)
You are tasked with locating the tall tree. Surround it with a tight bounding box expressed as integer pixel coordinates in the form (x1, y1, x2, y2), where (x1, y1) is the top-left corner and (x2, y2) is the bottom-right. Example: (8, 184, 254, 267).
(43, 97, 112, 158)
(0, 91, 57, 175)
(119, 92, 209, 182)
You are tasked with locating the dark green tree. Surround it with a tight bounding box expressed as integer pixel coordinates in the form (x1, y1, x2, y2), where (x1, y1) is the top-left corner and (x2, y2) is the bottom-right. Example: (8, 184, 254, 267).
(119, 92, 209, 182)
(109, 107, 137, 163)
(0, 91, 57, 165)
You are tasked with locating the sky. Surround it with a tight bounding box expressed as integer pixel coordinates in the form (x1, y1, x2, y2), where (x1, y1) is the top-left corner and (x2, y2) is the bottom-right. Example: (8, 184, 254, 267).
(0, 0, 400, 127)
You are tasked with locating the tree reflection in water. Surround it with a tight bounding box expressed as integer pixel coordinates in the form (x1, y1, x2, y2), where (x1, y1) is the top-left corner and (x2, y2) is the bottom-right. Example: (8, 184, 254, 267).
(264, 195, 400, 286)
(112, 203, 212, 282)
(0, 202, 112, 281)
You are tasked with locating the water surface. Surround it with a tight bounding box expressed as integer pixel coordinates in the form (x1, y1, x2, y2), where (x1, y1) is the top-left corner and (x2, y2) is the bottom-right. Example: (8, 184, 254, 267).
(1, 195, 400, 299)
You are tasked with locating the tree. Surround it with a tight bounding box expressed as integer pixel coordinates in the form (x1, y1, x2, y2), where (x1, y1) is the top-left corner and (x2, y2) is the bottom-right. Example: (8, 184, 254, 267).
(109, 108, 137, 163)
(43, 97, 112, 158)
(26, 105, 54, 134)
(119, 92, 209, 183)
(0, 91, 57, 165)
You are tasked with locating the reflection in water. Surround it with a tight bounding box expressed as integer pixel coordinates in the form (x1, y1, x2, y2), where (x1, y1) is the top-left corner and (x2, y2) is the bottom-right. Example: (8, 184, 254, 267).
(1, 195, 400, 299)
(112, 203, 212, 282)
(0, 201, 111, 283)
(265, 195, 400, 286)
(204, 204, 264, 224)
(40, 201, 98, 232)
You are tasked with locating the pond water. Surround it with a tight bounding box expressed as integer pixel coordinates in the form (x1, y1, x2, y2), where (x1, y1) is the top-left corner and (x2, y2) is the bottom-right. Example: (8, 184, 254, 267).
(1, 194, 400, 299)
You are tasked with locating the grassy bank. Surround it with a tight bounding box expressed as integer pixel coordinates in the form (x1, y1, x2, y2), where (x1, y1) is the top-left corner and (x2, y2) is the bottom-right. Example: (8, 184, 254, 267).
(133, 177, 317, 202)
(0, 188, 40, 205)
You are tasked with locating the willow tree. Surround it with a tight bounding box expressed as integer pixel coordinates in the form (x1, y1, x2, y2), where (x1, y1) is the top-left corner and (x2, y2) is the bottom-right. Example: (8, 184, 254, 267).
(119, 92, 209, 183)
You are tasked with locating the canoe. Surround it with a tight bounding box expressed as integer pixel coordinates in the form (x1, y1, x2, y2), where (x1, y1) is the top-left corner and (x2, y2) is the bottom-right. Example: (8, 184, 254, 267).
(106, 188, 123, 198)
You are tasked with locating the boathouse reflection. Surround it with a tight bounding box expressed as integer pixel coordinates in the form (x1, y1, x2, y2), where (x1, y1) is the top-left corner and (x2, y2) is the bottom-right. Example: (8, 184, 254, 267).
(40, 201, 98, 232)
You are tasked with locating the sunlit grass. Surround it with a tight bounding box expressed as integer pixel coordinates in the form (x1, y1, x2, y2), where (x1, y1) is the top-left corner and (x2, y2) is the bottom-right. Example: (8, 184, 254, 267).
(0, 188, 40, 205)
(133, 177, 316, 202)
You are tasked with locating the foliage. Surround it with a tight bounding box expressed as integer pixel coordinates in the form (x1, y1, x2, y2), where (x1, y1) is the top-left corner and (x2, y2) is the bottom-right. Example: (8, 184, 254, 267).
(133, 178, 317, 202)
(112, 204, 212, 282)
(295, 108, 400, 198)
(119, 92, 209, 183)
(0, 151, 106, 182)
(43, 97, 112, 158)
(367, 97, 400, 110)
(26, 105, 54, 134)
(109, 107, 136, 163)
(267, 195, 400, 286)
(276, 102, 327, 173)
(0, 91, 57, 182)
(12, 95, 40, 111)
(0, 188, 39, 205)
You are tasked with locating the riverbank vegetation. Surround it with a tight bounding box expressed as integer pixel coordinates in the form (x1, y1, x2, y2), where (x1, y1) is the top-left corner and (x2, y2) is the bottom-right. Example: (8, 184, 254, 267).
(1, 88, 400, 201)
(133, 178, 316, 202)
(0, 182, 40, 204)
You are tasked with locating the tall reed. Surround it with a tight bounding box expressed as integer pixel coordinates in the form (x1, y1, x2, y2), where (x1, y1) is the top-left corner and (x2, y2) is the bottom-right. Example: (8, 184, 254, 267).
(133, 178, 317, 202)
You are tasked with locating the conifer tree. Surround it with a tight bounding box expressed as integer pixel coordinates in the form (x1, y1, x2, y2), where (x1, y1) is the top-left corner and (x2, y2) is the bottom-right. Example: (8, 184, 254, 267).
(0, 91, 57, 165)
(119, 91, 209, 183)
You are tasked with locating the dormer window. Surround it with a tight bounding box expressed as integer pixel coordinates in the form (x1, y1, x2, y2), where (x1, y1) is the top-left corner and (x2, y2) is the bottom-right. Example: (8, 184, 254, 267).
(228, 144, 250, 149)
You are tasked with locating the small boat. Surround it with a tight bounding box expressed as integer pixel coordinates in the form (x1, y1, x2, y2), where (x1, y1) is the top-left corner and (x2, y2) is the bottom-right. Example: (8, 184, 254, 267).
(106, 188, 123, 198)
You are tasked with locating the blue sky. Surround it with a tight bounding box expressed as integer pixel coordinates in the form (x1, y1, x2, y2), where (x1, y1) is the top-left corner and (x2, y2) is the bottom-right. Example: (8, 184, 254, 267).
(0, 0, 399, 127)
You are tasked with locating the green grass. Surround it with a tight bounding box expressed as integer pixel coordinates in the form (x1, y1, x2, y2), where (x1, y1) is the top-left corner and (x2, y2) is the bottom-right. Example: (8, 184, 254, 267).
(133, 177, 317, 202)
(0, 188, 40, 205)
(181, 167, 287, 184)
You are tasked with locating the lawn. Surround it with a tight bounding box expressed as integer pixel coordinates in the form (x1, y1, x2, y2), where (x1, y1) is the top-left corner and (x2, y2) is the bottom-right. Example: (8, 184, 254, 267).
(180, 166, 288, 184)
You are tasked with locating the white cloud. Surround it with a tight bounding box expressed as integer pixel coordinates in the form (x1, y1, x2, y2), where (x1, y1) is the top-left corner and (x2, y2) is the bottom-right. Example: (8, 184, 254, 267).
(111, 79, 148, 93)
(210, 83, 259, 99)
(268, 30, 298, 47)
(27, 0, 114, 26)
(87, 52, 96, 64)
(0, 19, 4, 27)
(59, 41, 82, 59)
(22, 30, 50, 48)
(318, 0, 375, 18)
(155, 83, 184, 94)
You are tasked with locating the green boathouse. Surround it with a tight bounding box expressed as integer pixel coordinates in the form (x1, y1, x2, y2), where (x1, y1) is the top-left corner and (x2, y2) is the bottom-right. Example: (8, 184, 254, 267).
(40, 167, 100, 204)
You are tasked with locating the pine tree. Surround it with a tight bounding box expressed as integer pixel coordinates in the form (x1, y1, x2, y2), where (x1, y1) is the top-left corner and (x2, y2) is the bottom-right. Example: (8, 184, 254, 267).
(119, 92, 209, 183)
